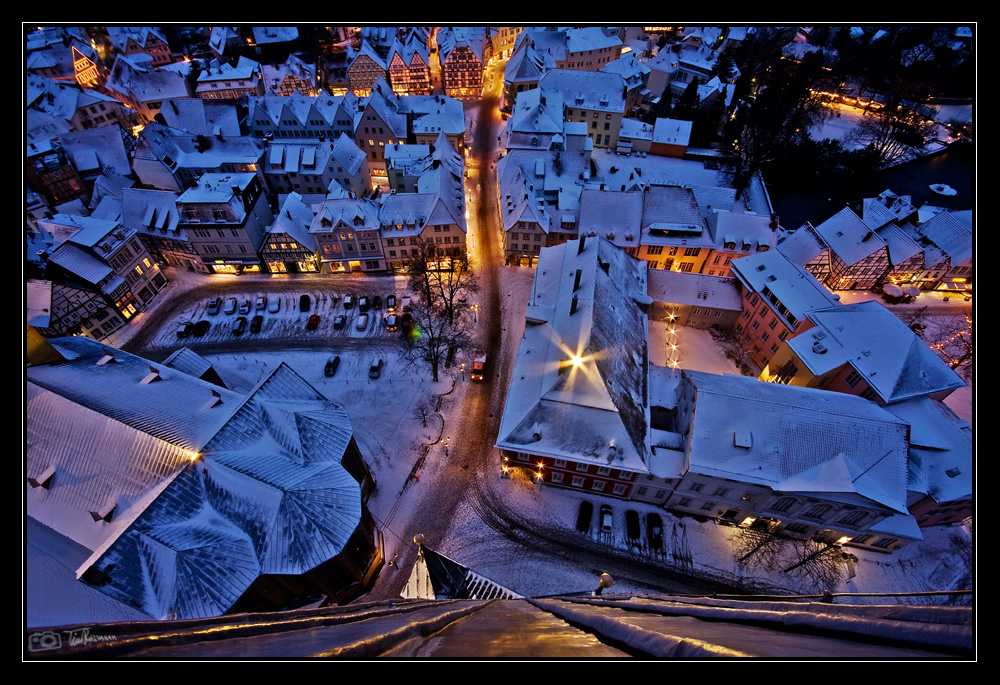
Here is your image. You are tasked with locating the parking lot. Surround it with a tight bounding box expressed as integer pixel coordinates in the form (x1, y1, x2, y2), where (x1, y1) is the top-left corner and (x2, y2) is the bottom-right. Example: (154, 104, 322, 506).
(152, 287, 410, 350)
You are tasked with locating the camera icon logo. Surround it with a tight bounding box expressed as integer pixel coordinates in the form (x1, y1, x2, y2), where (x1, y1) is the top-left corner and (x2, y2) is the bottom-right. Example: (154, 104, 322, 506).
(28, 631, 62, 652)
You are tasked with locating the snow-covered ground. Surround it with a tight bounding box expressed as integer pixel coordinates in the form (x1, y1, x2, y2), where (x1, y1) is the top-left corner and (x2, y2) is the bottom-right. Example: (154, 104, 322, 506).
(188, 266, 972, 603)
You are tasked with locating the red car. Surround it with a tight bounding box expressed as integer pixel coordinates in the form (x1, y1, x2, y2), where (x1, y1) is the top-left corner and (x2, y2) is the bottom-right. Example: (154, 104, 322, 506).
(307, 314, 321, 330)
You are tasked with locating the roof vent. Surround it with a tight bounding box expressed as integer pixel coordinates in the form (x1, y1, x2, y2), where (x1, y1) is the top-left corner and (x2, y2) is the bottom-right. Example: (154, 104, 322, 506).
(140, 365, 162, 384)
(734, 430, 752, 448)
(89, 502, 116, 523)
(96, 353, 117, 365)
(812, 341, 827, 354)
(205, 389, 224, 409)
(27, 464, 55, 490)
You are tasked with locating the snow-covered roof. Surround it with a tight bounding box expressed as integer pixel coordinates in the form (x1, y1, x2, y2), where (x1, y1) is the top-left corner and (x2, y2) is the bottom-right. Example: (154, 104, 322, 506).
(26, 337, 367, 621)
(578, 189, 643, 248)
(197, 56, 261, 84)
(177, 172, 256, 204)
(884, 397, 972, 506)
(776, 221, 828, 267)
(268, 192, 317, 249)
(788, 301, 966, 403)
(914, 210, 972, 267)
(682, 370, 911, 514)
(812, 206, 887, 266)
(497, 237, 651, 471)
(652, 118, 692, 146)
(122, 187, 182, 238)
(253, 27, 298, 44)
(565, 26, 622, 54)
(646, 270, 742, 311)
(730, 250, 841, 323)
(538, 69, 626, 113)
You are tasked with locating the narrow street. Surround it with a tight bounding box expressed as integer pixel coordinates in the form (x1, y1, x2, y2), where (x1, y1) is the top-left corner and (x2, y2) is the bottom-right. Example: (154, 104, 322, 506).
(364, 83, 746, 600)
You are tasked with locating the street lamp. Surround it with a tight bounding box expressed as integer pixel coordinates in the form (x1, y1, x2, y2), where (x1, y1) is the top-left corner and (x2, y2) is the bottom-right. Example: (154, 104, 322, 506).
(594, 573, 613, 596)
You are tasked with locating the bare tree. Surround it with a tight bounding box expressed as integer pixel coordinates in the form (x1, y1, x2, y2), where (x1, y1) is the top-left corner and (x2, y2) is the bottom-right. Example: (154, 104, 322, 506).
(923, 313, 974, 383)
(783, 540, 845, 593)
(845, 105, 931, 169)
(731, 523, 790, 572)
(406, 239, 479, 324)
(413, 395, 434, 428)
(400, 299, 475, 383)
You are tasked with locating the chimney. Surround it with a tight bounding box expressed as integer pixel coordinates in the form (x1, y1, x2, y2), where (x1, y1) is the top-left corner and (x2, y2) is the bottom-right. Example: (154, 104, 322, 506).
(578, 234, 586, 254)
(570, 294, 578, 315)
(573, 269, 582, 291)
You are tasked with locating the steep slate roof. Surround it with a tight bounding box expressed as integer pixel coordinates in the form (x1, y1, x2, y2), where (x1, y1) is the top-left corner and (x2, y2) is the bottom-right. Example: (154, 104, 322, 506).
(730, 250, 841, 322)
(776, 221, 828, 267)
(539, 69, 626, 113)
(914, 210, 972, 266)
(884, 397, 972, 506)
(578, 188, 643, 249)
(496, 237, 650, 471)
(122, 188, 182, 238)
(811, 206, 887, 266)
(683, 370, 911, 514)
(268, 192, 317, 249)
(26, 337, 365, 621)
(788, 301, 965, 403)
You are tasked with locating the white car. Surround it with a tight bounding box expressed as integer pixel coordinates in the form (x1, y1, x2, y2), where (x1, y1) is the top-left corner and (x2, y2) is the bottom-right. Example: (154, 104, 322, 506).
(255, 296, 267, 311)
(268, 298, 280, 314)
(224, 297, 238, 315)
(356, 313, 369, 331)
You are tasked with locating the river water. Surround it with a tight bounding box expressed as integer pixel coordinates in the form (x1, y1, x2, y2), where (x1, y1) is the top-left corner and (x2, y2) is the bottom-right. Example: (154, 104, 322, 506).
(767, 143, 975, 231)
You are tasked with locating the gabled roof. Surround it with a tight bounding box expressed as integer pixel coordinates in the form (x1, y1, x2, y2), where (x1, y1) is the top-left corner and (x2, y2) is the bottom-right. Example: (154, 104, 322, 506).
(812, 206, 887, 266)
(538, 69, 626, 113)
(496, 238, 650, 471)
(122, 188, 182, 237)
(914, 210, 972, 266)
(788, 301, 965, 403)
(268, 192, 317, 249)
(730, 250, 841, 319)
(682, 370, 911, 514)
(884, 397, 972, 505)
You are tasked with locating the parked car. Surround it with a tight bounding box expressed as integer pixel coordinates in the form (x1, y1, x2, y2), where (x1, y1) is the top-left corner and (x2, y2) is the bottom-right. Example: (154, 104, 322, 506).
(386, 295, 397, 312)
(232, 316, 247, 335)
(344, 294, 354, 309)
(600, 505, 613, 533)
(369, 358, 383, 379)
(238, 299, 251, 315)
(324, 355, 341, 377)
(268, 298, 281, 314)
(401, 296, 412, 312)
(576, 501, 593, 533)
(358, 296, 369, 312)
(625, 510, 640, 540)
(193, 320, 211, 337)
(176, 321, 193, 339)
(299, 294, 311, 312)
(373, 295, 382, 311)
(250, 315, 263, 333)
(255, 296, 267, 312)
(333, 315, 346, 330)
(307, 314, 321, 330)
(356, 313, 369, 331)
(207, 297, 222, 315)
(385, 314, 398, 332)
(224, 297, 238, 315)
(647, 513, 664, 550)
